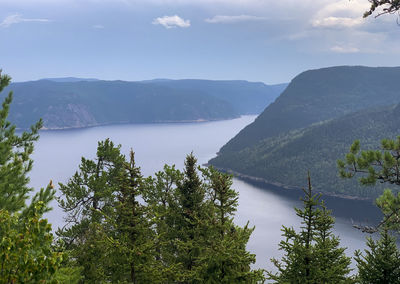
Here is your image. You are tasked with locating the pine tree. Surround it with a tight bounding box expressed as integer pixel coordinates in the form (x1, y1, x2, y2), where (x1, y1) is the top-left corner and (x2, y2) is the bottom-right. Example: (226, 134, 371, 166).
(57, 139, 127, 282)
(58, 140, 166, 282)
(355, 228, 400, 283)
(338, 138, 400, 231)
(268, 173, 351, 283)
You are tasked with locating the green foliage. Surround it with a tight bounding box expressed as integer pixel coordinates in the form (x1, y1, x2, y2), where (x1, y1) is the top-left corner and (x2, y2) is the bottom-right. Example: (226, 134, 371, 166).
(335, 95, 400, 282)
(51, 266, 83, 284)
(355, 229, 400, 283)
(57, 139, 264, 283)
(267, 174, 352, 283)
(142, 164, 184, 281)
(0, 71, 52, 214)
(60, 143, 263, 282)
(57, 139, 161, 283)
(338, 137, 400, 187)
(108, 150, 165, 283)
(338, 136, 400, 225)
(0, 203, 62, 283)
(57, 139, 125, 280)
(375, 189, 400, 231)
(174, 153, 208, 278)
(364, 0, 400, 18)
(0, 70, 61, 282)
(198, 167, 265, 283)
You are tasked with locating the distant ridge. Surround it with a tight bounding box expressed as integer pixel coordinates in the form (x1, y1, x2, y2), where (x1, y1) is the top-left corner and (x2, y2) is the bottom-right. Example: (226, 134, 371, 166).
(3, 78, 287, 130)
(40, 77, 100, 82)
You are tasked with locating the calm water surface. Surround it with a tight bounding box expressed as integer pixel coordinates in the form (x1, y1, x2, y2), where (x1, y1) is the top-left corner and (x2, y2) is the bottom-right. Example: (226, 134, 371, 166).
(29, 116, 381, 271)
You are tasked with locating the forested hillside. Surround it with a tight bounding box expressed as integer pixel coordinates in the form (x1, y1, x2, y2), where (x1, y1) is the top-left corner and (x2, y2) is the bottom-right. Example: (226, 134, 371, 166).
(219, 66, 400, 154)
(210, 66, 400, 199)
(4, 79, 285, 129)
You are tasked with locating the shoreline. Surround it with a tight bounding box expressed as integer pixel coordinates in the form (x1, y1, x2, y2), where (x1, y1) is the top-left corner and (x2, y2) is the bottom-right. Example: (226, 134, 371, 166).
(17, 114, 254, 131)
(206, 165, 373, 202)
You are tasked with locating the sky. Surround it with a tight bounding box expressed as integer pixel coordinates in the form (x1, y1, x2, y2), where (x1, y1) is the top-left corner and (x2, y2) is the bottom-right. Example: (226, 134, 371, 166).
(0, 0, 399, 84)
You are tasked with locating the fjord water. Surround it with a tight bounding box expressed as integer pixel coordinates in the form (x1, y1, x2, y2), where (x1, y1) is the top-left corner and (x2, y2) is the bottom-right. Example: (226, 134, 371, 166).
(29, 116, 380, 270)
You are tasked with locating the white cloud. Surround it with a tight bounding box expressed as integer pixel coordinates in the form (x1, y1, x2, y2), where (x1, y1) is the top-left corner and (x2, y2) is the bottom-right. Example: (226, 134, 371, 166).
(311, 0, 369, 29)
(205, 15, 267, 24)
(0, 13, 50, 28)
(152, 15, 190, 29)
(92, 24, 104, 29)
(330, 45, 360, 53)
(312, 16, 363, 28)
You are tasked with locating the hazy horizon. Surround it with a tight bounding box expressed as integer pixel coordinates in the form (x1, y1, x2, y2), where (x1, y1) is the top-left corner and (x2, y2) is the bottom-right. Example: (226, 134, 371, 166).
(1, 0, 399, 84)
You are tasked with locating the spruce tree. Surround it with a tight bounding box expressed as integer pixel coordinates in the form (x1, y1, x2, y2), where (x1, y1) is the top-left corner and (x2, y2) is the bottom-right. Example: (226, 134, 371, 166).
(143, 164, 184, 281)
(199, 167, 264, 283)
(108, 150, 165, 283)
(175, 153, 209, 281)
(145, 158, 264, 283)
(268, 173, 351, 283)
(355, 228, 400, 284)
(314, 201, 352, 283)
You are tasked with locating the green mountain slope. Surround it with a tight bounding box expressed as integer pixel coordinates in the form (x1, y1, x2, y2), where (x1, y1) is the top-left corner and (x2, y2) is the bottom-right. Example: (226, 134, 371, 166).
(3, 79, 285, 129)
(210, 104, 400, 198)
(219, 66, 400, 154)
(210, 66, 400, 199)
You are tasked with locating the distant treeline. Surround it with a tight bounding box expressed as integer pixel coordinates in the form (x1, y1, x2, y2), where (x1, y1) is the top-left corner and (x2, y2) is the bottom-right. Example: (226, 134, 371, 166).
(3, 78, 286, 129)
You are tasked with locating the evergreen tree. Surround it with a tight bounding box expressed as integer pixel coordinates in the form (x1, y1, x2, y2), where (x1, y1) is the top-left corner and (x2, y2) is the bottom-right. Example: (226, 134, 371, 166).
(314, 201, 352, 283)
(145, 157, 263, 283)
(107, 150, 164, 283)
(58, 140, 165, 283)
(268, 173, 351, 283)
(0, 202, 62, 283)
(338, 138, 400, 230)
(337, 127, 400, 282)
(174, 153, 209, 281)
(143, 164, 184, 281)
(0, 70, 61, 282)
(0, 70, 54, 215)
(355, 228, 400, 283)
(199, 167, 264, 283)
(57, 139, 125, 282)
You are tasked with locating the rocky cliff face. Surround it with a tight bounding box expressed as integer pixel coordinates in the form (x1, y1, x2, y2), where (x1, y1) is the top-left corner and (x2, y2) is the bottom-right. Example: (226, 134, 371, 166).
(42, 104, 97, 129)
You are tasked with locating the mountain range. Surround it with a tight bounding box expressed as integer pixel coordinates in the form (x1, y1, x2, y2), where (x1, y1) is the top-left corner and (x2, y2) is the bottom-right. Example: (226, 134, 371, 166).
(3, 79, 287, 129)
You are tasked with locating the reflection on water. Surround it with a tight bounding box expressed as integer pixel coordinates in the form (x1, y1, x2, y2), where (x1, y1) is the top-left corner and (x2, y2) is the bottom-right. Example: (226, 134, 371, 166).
(28, 115, 382, 270)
